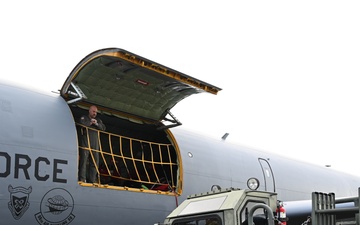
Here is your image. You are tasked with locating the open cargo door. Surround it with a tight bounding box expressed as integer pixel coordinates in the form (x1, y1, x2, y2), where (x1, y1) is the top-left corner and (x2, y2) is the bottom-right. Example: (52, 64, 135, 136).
(61, 48, 221, 128)
(60, 48, 221, 195)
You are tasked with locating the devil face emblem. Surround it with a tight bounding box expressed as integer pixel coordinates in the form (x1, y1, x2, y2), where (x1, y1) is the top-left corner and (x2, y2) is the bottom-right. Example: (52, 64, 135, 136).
(8, 185, 32, 220)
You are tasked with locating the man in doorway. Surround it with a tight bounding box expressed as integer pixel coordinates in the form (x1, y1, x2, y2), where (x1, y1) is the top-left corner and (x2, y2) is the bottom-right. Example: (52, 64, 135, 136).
(78, 105, 106, 183)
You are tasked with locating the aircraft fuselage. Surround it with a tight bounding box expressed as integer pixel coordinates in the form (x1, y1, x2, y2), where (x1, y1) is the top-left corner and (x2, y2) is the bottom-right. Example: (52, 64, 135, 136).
(1, 48, 360, 225)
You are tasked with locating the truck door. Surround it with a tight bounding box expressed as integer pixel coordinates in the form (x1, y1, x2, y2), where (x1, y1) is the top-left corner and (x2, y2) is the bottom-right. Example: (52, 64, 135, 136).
(258, 158, 275, 192)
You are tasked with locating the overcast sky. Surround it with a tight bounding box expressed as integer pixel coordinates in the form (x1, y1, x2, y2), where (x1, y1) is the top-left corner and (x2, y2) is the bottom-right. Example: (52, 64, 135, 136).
(1, 1, 360, 176)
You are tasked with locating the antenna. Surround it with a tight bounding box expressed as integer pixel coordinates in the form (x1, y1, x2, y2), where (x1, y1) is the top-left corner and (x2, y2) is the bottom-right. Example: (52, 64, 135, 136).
(221, 133, 229, 140)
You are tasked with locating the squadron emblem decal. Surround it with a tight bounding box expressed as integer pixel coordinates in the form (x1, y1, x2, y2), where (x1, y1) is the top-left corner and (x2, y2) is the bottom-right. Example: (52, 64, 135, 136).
(8, 185, 32, 220)
(35, 188, 75, 225)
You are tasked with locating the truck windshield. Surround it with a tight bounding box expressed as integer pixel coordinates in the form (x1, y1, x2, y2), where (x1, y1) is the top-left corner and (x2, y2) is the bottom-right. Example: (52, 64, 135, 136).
(173, 216, 221, 225)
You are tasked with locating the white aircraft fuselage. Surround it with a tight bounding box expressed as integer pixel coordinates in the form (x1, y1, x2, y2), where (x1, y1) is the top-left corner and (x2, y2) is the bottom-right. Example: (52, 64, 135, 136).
(1, 48, 359, 225)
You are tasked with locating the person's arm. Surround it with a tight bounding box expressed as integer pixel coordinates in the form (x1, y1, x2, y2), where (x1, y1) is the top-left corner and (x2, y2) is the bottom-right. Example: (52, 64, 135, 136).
(79, 116, 90, 142)
(79, 116, 91, 126)
(96, 118, 106, 131)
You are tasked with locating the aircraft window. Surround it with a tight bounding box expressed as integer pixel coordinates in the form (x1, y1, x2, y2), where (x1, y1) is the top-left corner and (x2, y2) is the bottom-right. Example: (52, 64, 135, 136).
(77, 123, 178, 194)
(265, 169, 270, 177)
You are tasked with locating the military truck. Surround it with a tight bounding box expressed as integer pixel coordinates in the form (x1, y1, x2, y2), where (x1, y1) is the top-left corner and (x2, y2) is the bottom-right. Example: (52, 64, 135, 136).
(162, 188, 279, 225)
(161, 187, 360, 225)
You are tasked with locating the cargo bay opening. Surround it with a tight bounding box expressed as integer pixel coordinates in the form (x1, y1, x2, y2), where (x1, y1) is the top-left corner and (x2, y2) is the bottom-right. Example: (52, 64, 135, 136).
(70, 105, 180, 194)
(60, 48, 222, 196)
